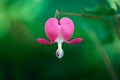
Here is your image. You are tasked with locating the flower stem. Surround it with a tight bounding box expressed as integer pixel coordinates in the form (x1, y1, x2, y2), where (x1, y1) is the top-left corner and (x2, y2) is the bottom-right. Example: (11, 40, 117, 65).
(90, 31, 118, 80)
(55, 9, 60, 20)
(97, 44, 118, 80)
(55, 10, 120, 39)
(113, 16, 120, 30)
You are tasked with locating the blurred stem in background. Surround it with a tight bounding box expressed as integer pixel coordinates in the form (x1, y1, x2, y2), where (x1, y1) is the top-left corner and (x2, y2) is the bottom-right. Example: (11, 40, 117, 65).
(90, 31, 118, 80)
(0, 0, 10, 26)
(55, 10, 119, 80)
(0, 0, 35, 44)
(113, 16, 120, 30)
(0, 0, 11, 38)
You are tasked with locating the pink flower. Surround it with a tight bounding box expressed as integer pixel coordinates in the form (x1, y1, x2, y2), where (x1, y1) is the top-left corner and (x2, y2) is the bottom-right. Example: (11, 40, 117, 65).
(37, 17, 83, 59)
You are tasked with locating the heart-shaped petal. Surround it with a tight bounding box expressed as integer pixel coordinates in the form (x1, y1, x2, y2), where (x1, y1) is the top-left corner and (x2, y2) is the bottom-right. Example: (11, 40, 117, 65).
(60, 17, 74, 41)
(45, 18, 60, 42)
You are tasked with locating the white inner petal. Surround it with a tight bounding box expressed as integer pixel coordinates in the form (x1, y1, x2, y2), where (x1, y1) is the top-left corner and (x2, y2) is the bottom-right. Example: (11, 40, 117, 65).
(55, 32, 64, 59)
(56, 42, 64, 59)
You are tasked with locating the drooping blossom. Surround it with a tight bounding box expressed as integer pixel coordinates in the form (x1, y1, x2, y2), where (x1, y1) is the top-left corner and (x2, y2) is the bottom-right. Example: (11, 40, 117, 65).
(37, 17, 83, 59)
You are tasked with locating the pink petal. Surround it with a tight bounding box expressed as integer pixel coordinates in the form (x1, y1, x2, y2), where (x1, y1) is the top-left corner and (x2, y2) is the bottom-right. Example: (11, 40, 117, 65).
(45, 18, 60, 42)
(37, 38, 53, 44)
(65, 38, 83, 44)
(60, 17, 74, 41)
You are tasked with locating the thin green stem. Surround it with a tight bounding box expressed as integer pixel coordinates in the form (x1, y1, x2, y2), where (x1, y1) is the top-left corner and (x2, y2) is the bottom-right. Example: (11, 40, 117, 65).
(97, 44, 118, 80)
(58, 11, 120, 39)
(55, 9, 60, 20)
(91, 32, 118, 80)
(113, 16, 120, 29)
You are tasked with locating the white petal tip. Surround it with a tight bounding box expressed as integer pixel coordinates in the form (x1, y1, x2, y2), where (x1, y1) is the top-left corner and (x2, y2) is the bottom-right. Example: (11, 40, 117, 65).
(56, 49, 64, 59)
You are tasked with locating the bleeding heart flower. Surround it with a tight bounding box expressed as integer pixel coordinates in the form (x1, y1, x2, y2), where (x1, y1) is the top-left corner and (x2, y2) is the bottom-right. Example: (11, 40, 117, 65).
(37, 17, 83, 59)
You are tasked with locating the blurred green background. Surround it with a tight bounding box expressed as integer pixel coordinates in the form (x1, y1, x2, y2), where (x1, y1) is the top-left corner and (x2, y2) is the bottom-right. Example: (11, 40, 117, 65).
(0, 0, 120, 80)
